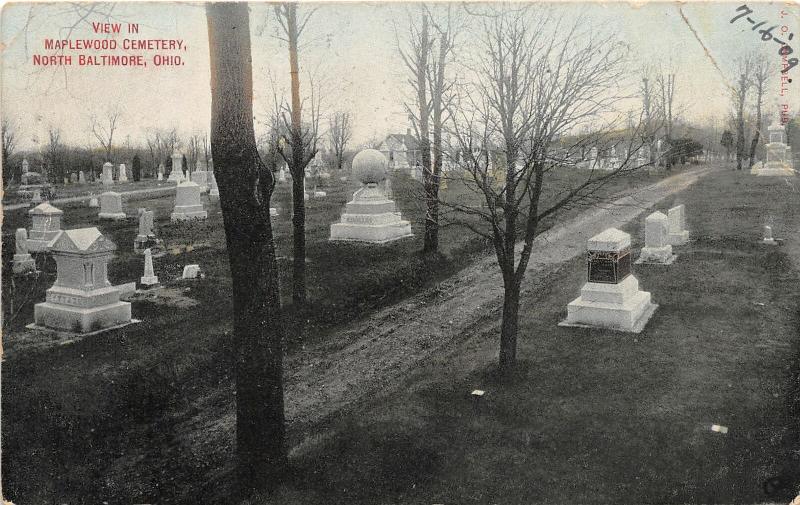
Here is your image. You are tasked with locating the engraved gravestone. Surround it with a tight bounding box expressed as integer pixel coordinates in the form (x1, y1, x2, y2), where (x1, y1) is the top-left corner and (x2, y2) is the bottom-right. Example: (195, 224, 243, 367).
(13, 228, 36, 274)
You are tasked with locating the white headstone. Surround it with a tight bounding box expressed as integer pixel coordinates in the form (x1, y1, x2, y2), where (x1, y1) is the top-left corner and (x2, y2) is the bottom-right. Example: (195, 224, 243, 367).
(98, 191, 126, 220)
(763, 225, 776, 245)
(30, 188, 43, 205)
(78, 170, 86, 183)
(33, 227, 132, 332)
(118, 163, 128, 182)
(13, 228, 36, 274)
(170, 182, 207, 221)
(102, 162, 114, 186)
(636, 212, 675, 264)
(209, 172, 219, 201)
(182, 264, 201, 279)
(22, 158, 29, 174)
(168, 152, 184, 182)
(667, 205, 689, 245)
(89, 196, 99, 208)
(191, 170, 209, 193)
(140, 249, 160, 287)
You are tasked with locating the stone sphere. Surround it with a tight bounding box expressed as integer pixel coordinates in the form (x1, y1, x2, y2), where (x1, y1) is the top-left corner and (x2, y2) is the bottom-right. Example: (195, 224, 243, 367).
(352, 149, 387, 184)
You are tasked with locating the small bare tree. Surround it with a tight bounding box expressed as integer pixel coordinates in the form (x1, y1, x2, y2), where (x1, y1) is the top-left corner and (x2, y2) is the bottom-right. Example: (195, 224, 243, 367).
(44, 125, 63, 183)
(328, 111, 352, 170)
(2, 117, 18, 185)
(90, 108, 121, 163)
(655, 66, 676, 168)
(446, 8, 642, 372)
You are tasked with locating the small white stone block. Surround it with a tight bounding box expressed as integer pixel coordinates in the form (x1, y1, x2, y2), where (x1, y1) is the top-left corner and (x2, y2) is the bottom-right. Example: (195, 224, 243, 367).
(314, 191, 327, 198)
(182, 264, 201, 279)
(88, 197, 99, 208)
(270, 207, 279, 217)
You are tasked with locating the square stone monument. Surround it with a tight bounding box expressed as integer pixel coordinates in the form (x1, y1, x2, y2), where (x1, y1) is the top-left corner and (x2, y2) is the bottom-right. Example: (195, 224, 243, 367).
(171, 181, 207, 221)
(140, 248, 160, 288)
(98, 192, 126, 220)
(635, 211, 676, 265)
(330, 149, 413, 244)
(32, 227, 132, 333)
(667, 204, 689, 245)
(27, 202, 63, 252)
(753, 122, 795, 176)
(560, 228, 657, 333)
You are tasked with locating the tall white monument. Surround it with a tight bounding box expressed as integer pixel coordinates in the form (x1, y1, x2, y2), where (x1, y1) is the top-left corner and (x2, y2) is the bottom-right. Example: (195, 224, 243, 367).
(32, 227, 132, 333)
(752, 121, 795, 176)
(667, 205, 689, 246)
(329, 149, 413, 244)
(102, 162, 114, 186)
(560, 228, 657, 333)
(168, 151, 184, 182)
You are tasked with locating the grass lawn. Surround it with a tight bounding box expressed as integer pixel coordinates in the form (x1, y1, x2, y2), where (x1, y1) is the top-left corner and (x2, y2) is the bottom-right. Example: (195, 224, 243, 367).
(2, 163, 706, 504)
(248, 168, 800, 505)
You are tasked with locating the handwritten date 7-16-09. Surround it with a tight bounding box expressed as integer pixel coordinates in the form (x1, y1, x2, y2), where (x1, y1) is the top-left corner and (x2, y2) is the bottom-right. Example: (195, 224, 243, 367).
(731, 4, 798, 74)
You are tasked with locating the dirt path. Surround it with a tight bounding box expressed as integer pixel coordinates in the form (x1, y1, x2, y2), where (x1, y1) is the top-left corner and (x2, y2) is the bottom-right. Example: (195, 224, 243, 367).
(183, 166, 714, 473)
(280, 167, 714, 437)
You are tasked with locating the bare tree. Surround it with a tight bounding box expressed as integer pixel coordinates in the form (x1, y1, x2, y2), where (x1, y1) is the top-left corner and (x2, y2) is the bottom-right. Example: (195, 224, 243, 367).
(274, 2, 320, 305)
(732, 55, 754, 170)
(640, 68, 656, 164)
(447, 8, 640, 372)
(748, 53, 771, 168)
(90, 108, 121, 163)
(328, 111, 352, 170)
(206, 2, 288, 494)
(655, 67, 676, 168)
(399, 9, 433, 251)
(44, 125, 63, 183)
(2, 117, 18, 185)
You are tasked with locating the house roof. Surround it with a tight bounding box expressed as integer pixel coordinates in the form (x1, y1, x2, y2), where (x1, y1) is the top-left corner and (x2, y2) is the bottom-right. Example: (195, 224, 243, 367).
(383, 133, 419, 151)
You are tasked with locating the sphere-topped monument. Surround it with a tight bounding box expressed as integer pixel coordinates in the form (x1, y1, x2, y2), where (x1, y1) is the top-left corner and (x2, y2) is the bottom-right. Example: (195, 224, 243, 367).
(329, 149, 413, 244)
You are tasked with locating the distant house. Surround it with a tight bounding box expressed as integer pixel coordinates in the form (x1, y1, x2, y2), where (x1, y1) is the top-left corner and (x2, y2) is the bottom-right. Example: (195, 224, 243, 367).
(378, 129, 420, 169)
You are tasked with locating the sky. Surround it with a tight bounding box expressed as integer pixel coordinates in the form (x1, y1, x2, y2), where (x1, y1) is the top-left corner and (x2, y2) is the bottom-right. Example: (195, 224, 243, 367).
(1, 1, 798, 152)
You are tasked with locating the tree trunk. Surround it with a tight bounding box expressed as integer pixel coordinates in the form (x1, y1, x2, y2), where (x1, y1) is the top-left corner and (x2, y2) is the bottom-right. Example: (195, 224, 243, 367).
(286, 3, 307, 304)
(748, 92, 762, 169)
(498, 282, 520, 371)
(207, 3, 288, 493)
(292, 173, 306, 304)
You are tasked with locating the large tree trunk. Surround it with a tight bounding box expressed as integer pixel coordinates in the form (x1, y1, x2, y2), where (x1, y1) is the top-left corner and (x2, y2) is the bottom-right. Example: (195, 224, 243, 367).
(291, 172, 306, 305)
(748, 91, 762, 169)
(207, 3, 288, 493)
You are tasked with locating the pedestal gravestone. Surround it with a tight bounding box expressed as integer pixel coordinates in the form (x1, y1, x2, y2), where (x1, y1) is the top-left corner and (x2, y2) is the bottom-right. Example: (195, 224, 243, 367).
(158, 163, 165, 181)
(13, 228, 37, 274)
(134, 209, 163, 253)
(170, 182, 207, 221)
(79, 170, 86, 183)
(329, 149, 413, 244)
(168, 151, 184, 182)
(667, 205, 689, 245)
(754, 122, 795, 176)
(27, 202, 63, 251)
(140, 248, 160, 288)
(118, 164, 128, 182)
(102, 162, 114, 186)
(98, 192, 126, 220)
(191, 170, 209, 193)
(635, 212, 676, 265)
(208, 173, 219, 201)
(32, 227, 132, 333)
(560, 228, 657, 333)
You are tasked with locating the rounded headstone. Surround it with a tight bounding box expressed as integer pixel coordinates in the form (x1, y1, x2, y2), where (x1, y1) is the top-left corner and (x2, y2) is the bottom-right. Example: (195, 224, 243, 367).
(352, 149, 387, 185)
